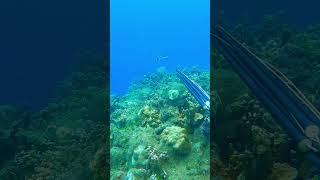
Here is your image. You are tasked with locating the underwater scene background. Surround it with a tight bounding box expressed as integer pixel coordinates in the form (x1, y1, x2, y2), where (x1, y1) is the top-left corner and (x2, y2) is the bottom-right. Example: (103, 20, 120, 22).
(212, 0, 320, 179)
(110, 0, 210, 179)
(2, 0, 320, 179)
(0, 0, 108, 179)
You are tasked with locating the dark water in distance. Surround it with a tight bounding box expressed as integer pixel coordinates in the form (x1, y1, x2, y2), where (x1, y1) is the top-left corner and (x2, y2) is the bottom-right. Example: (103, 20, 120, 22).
(0, 0, 106, 110)
(213, 0, 320, 28)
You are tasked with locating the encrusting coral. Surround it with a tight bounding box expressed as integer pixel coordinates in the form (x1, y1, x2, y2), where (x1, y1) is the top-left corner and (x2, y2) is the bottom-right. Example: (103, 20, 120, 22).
(160, 126, 191, 155)
(138, 105, 161, 128)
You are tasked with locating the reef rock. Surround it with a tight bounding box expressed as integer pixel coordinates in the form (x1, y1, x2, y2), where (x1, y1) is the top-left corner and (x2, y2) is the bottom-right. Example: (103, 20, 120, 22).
(110, 147, 126, 168)
(270, 163, 297, 180)
(55, 127, 73, 141)
(160, 126, 191, 155)
(91, 147, 108, 180)
(138, 105, 161, 128)
(251, 125, 272, 154)
(168, 89, 180, 100)
(131, 145, 149, 168)
(194, 113, 204, 122)
(126, 168, 148, 180)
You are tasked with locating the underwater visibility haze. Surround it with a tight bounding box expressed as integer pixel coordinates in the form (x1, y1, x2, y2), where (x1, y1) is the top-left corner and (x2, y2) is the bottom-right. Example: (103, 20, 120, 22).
(111, 0, 210, 95)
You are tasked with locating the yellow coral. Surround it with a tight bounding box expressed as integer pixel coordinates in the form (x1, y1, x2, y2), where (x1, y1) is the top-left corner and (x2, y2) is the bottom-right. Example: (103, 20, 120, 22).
(160, 126, 191, 154)
(138, 105, 161, 128)
(194, 113, 204, 122)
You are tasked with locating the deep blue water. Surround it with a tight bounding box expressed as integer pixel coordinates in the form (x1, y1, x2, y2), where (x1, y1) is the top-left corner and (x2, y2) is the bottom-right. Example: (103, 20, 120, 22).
(213, 0, 320, 28)
(111, 0, 210, 95)
(4, 0, 319, 108)
(0, 0, 106, 110)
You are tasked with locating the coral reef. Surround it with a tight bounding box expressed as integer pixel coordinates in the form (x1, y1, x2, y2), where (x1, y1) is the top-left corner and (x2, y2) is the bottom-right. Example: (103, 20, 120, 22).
(168, 89, 180, 100)
(110, 67, 210, 179)
(138, 105, 161, 128)
(160, 126, 191, 155)
(0, 58, 108, 179)
(212, 14, 320, 179)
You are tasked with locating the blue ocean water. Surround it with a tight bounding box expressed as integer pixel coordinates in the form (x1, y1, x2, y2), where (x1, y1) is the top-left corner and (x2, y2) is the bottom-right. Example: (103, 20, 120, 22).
(111, 0, 210, 95)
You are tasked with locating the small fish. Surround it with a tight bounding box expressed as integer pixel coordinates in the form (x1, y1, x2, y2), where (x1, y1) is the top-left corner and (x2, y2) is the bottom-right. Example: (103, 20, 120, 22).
(156, 56, 169, 62)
